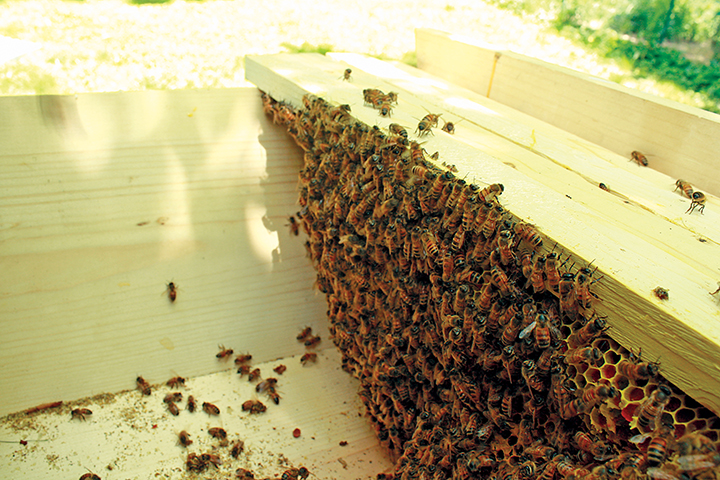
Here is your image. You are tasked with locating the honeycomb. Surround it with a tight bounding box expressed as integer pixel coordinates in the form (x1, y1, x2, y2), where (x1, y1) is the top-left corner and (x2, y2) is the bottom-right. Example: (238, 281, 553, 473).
(261, 91, 720, 480)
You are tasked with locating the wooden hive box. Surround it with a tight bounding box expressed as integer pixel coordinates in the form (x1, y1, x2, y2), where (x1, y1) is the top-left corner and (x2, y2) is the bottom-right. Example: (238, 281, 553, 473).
(1, 48, 719, 479)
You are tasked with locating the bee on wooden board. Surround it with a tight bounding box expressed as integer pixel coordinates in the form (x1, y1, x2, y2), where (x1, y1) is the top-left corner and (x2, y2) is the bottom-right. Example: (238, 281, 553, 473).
(216, 345, 234, 359)
(208, 427, 227, 439)
(341, 68, 352, 81)
(287, 216, 300, 236)
(235, 353, 252, 365)
(71, 408, 92, 421)
(674, 179, 693, 198)
(248, 368, 261, 382)
(164, 281, 178, 302)
(441, 119, 456, 134)
(686, 191, 706, 214)
(79, 473, 101, 480)
(186, 395, 197, 412)
(242, 399, 267, 414)
(136, 376, 151, 396)
(416, 113, 441, 136)
(202, 402, 220, 416)
(163, 392, 182, 403)
(630, 150, 648, 166)
(166, 376, 186, 388)
(301, 352, 318, 365)
(297, 326, 313, 341)
(166, 401, 179, 416)
(653, 286, 669, 300)
(178, 430, 193, 447)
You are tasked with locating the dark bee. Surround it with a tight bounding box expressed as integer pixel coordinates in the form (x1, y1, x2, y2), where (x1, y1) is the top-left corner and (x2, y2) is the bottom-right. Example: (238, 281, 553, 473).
(686, 191, 706, 214)
(178, 430, 192, 447)
(202, 402, 220, 416)
(304, 335, 321, 348)
(630, 150, 648, 166)
(166, 376, 186, 388)
(287, 216, 300, 235)
(186, 395, 197, 412)
(231, 440, 245, 458)
(341, 68, 352, 81)
(165, 281, 178, 302)
(297, 327, 313, 341)
(136, 376, 151, 396)
(273, 364, 287, 375)
(208, 427, 227, 439)
(301, 352, 318, 365)
(653, 286, 669, 300)
(71, 408, 92, 421)
(79, 473, 101, 480)
(216, 345, 234, 359)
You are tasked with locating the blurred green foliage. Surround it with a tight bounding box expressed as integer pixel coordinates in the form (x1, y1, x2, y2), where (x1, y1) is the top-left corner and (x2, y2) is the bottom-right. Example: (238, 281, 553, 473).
(484, 0, 720, 113)
(281, 42, 334, 56)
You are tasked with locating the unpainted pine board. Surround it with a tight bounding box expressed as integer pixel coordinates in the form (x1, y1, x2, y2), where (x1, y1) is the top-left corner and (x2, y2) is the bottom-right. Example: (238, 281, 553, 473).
(335, 53, 720, 279)
(0, 88, 326, 417)
(245, 53, 720, 415)
(415, 28, 720, 198)
(329, 52, 720, 283)
(0, 349, 392, 479)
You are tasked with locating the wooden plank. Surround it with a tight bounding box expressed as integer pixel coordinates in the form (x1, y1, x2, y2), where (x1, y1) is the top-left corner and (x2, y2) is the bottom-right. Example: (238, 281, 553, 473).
(328, 53, 720, 280)
(0, 350, 392, 479)
(245, 53, 720, 415)
(0, 88, 327, 416)
(415, 28, 720, 198)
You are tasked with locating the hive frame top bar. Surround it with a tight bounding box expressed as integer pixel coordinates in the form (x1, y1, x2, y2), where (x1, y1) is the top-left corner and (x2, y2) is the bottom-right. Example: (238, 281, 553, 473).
(245, 52, 720, 415)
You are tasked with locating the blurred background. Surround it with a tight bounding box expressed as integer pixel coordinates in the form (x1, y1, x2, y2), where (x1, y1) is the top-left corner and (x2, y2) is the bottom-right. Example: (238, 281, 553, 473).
(0, 0, 718, 113)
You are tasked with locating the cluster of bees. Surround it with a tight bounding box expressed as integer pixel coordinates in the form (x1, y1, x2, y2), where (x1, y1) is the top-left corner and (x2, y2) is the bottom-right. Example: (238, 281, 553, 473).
(260, 89, 720, 480)
(630, 152, 706, 214)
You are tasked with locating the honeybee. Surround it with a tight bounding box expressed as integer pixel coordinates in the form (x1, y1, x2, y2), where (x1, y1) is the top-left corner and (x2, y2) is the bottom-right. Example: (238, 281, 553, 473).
(256, 378, 278, 393)
(235, 354, 252, 365)
(617, 356, 660, 381)
(566, 346, 601, 366)
(230, 440, 244, 458)
(676, 431, 717, 456)
(558, 273, 578, 320)
(416, 113, 441, 136)
(187, 395, 197, 412)
(235, 468, 254, 480)
(273, 364, 287, 375)
(237, 364, 251, 376)
(686, 191, 706, 214)
(674, 179, 693, 198)
(297, 327, 313, 341)
(216, 345, 234, 359)
(441, 120, 456, 134)
(201, 453, 222, 468)
(164, 392, 182, 403)
(71, 408, 93, 421)
(248, 368, 261, 381)
(635, 385, 672, 430)
(242, 400, 267, 414)
(79, 473, 101, 480)
(582, 385, 617, 407)
(202, 402, 220, 415)
(478, 183, 504, 204)
(630, 422, 674, 467)
(166, 401, 179, 416)
(528, 254, 546, 294)
(490, 265, 511, 297)
(287, 216, 300, 235)
(341, 68, 352, 81)
(301, 352, 318, 365)
(208, 427, 227, 439)
(179, 430, 193, 447)
(267, 388, 281, 405)
(653, 286, 669, 300)
(166, 376, 186, 388)
(630, 150, 648, 166)
(514, 222, 542, 249)
(136, 376, 151, 396)
(165, 281, 178, 302)
(567, 314, 608, 348)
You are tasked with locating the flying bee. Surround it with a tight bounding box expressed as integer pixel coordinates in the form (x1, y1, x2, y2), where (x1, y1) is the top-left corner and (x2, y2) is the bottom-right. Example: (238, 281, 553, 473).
(216, 345, 234, 359)
(287, 216, 300, 236)
(635, 385, 672, 430)
(165, 281, 178, 302)
(341, 68, 352, 81)
(136, 376, 151, 396)
(301, 352, 318, 365)
(653, 286, 669, 300)
(179, 430, 193, 447)
(166, 376, 186, 388)
(71, 408, 93, 421)
(674, 179, 693, 198)
(202, 402, 220, 416)
(630, 150, 648, 166)
(686, 191, 706, 214)
(297, 326, 313, 341)
(187, 395, 197, 412)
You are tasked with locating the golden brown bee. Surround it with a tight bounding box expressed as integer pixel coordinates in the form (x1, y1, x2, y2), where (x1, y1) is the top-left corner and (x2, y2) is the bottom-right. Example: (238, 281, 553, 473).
(248, 368, 261, 382)
(136, 376, 151, 396)
(478, 183, 504, 204)
(304, 335, 321, 347)
(287, 216, 300, 236)
(256, 378, 278, 393)
(630, 150, 648, 166)
(567, 314, 607, 348)
(674, 179, 693, 198)
(208, 427, 227, 439)
(178, 430, 192, 447)
(581, 385, 617, 408)
(273, 364, 287, 375)
(653, 286, 669, 300)
(71, 408, 93, 421)
(202, 402, 220, 416)
(558, 272, 578, 320)
(186, 395, 197, 412)
(79, 473, 101, 480)
(635, 385, 672, 431)
(201, 453, 222, 468)
(163, 392, 182, 403)
(242, 400, 267, 414)
(441, 120, 455, 134)
(237, 364, 252, 376)
(235, 467, 254, 480)
(565, 346, 601, 365)
(686, 191, 706, 214)
(234, 354, 252, 365)
(230, 440, 245, 458)
(186, 452, 205, 472)
(166, 401, 179, 416)
(416, 113, 441, 136)
(216, 345, 234, 359)
(165, 281, 177, 302)
(166, 376, 186, 388)
(297, 327, 313, 341)
(267, 388, 281, 405)
(301, 352, 318, 365)
(341, 68, 352, 81)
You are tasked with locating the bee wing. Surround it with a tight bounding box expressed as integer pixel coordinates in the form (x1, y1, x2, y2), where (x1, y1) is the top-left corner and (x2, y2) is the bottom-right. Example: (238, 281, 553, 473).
(629, 433, 652, 444)
(519, 321, 537, 340)
(676, 454, 717, 470)
(646, 468, 679, 480)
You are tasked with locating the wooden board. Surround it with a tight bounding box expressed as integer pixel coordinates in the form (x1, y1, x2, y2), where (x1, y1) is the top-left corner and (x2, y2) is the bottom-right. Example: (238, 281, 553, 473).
(0, 88, 328, 416)
(0, 350, 393, 479)
(245, 53, 720, 415)
(415, 28, 720, 198)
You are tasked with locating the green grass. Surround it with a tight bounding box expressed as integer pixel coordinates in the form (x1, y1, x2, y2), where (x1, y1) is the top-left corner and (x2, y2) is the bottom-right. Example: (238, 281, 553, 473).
(281, 42, 334, 55)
